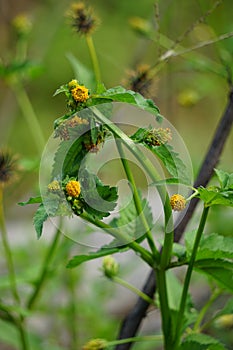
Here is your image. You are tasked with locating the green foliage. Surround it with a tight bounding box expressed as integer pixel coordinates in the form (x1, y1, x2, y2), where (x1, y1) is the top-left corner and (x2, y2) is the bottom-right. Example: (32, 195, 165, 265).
(109, 192, 153, 242)
(179, 333, 227, 350)
(33, 204, 48, 239)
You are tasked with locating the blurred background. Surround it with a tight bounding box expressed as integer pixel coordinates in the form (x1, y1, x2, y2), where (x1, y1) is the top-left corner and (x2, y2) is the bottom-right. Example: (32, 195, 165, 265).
(0, 0, 233, 349)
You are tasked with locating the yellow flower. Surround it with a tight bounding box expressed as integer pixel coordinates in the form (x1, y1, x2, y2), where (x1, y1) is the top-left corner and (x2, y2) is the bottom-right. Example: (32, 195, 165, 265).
(82, 338, 107, 350)
(66, 180, 81, 198)
(68, 79, 79, 90)
(12, 14, 32, 36)
(170, 194, 186, 211)
(47, 180, 60, 192)
(71, 85, 89, 103)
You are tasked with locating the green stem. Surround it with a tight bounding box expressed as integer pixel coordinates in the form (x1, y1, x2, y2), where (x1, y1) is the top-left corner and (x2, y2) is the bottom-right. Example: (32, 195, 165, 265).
(8, 77, 45, 154)
(80, 212, 154, 267)
(107, 334, 163, 347)
(86, 35, 101, 85)
(27, 224, 61, 309)
(112, 276, 155, 305)
(90, 106, 173, 348)
(0, 187, 20, 305)
(193, 288, 222, 332)
(67, 271, 79, 350)
(0, 187, 30, 350)
(115, 138, 160, 260)
(174, 206, 210, 348)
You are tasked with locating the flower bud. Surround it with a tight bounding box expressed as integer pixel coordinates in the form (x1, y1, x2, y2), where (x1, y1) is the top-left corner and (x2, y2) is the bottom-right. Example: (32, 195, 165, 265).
(82, 338, 107, 350)
(102, 255, 119, 279)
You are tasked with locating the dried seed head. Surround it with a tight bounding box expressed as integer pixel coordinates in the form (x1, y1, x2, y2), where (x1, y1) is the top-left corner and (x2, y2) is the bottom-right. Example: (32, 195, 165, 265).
(68, 2, 99, 36)
(124, 64, 153, 96)
(170, 194, 186, 211)
(0, 150, 17, 185)
(66, 180, 81, 198)
(82, 338, 107, 350)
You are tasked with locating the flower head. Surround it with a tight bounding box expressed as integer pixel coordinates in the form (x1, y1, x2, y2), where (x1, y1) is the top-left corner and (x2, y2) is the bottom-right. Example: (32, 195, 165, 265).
(170, 194, 186, 211)
(124, 64, 153, 96)
(129, 16, 152, 37)
(71, 84, 89, 103)
(66, 180, 81, 198)
(102, 255, 119, 279)
(68, 2, 99, 36)
(144, 127, 172, 146)
(82, 338, 107, 350)
(47, 180, 61, 192)
(12, 13, 32, 37)
(0, 150, 17, 185)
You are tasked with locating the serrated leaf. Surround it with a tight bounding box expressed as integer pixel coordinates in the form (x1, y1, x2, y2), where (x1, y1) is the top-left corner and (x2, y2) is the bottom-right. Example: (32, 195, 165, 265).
(80, 169, 118, 219)
(194, 259, 233, 293)
(18, 196, 42, 206)
(214, 169, 233, 190)
(90, 86, 162, 122)
(180, 333, 227, 350)
(109, 192, 153, 242)
(197, 186, 233, 207)
(33, 204, 48, 239)
(196, 233, 233, 260)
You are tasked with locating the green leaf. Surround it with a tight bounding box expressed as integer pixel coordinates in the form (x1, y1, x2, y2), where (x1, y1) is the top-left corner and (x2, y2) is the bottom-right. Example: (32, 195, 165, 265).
(194, 259, 233, 293)
(18, 196, 42, 206)
(214, 169, 233, 190)
(80, 169, 118, 219)
(196, 233, 233, 260)
(67, 245, 126, 268)
(90, 86, 162, 122)
(197, 186, 233, 207)
(109, 191, 153, 242)
(180, 333, 227, 350)
(33, 204, 48, 239)
(214, 297, 233, 318)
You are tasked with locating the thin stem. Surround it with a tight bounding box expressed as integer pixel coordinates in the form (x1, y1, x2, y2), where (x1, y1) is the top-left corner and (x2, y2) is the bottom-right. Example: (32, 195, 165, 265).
(112, 276, 155, 305)
(80, 212, 154, 267)
(27, 223, 61, 309)
(0, 186, 30, 350)
(8, 77, 45, 155)
(85, 35, 101, 85)
(107, 334, 163, 347)
(0, 186, 20, 305)
(174, 206, 210, 349)
(67, 271, 79, 350)
(193, 288, 222, 332)
(115, 138, 160, 260)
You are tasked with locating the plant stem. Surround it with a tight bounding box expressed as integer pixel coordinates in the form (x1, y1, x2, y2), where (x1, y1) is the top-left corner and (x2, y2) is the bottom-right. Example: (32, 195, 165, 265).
(174, 205, 210, 349)
(8, 77, 45, 155)
(193, 288, 222, 332)
(27, 223, 61, 309)
(90, 106, 174, 348)
(80, 212, 154, 267)
(86, 35, 101, 85)
(107, 334, 163, 347)
(0, 186, 30, 350)
(112, 276, 155, 305)
(115, 138, 160, 260)
(0, 186, 21, 304)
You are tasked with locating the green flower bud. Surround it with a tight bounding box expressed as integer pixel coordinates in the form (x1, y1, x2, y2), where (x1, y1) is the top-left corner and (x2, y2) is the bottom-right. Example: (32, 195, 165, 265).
(82, 338, 107, 350)
(102, 255, 119, 279)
